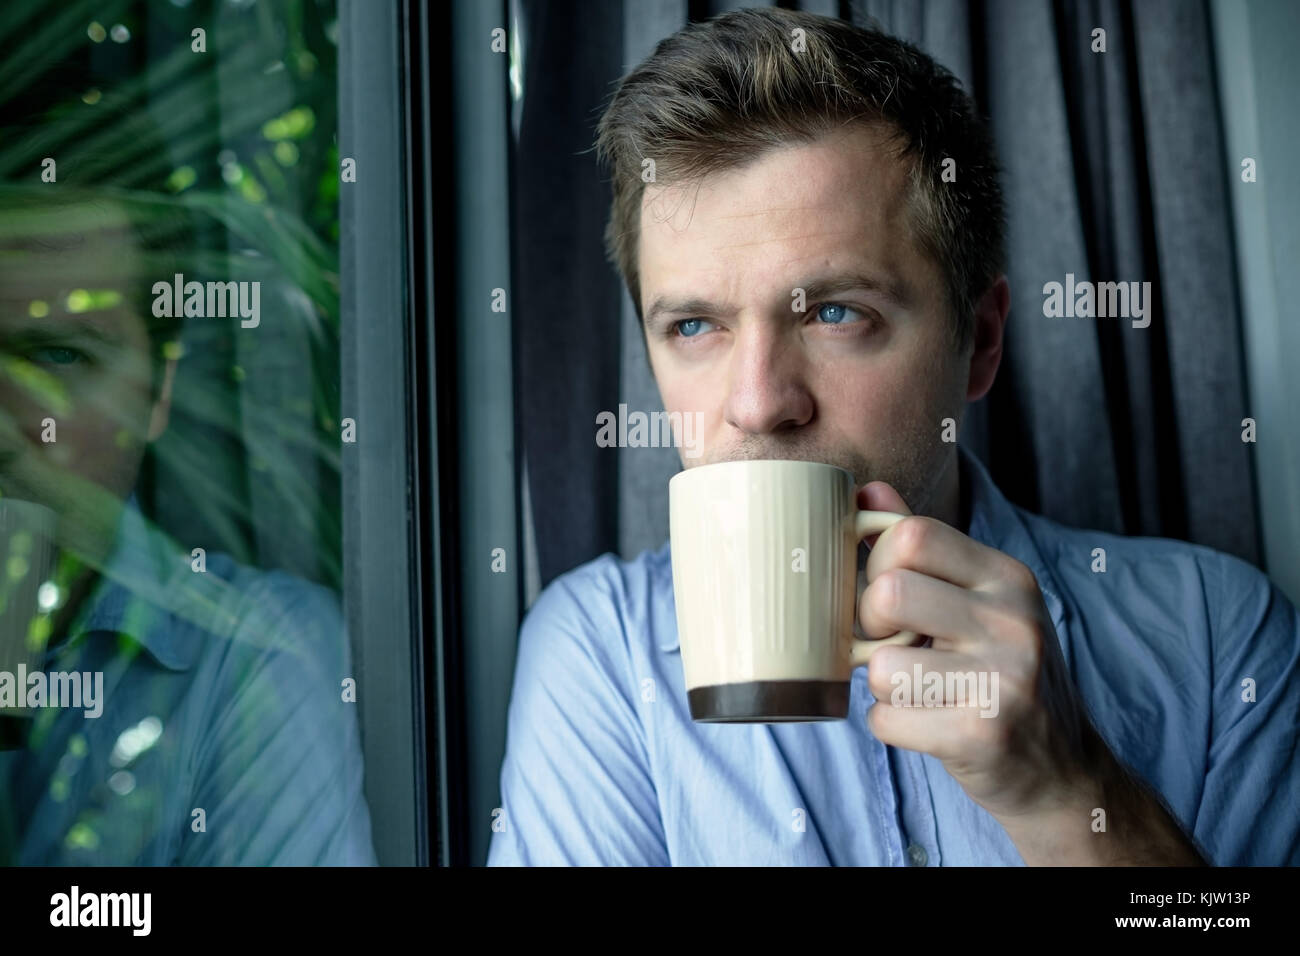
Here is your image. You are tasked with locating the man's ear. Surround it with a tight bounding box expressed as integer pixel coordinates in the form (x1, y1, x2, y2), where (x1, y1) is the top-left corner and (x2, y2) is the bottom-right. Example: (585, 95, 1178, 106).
(146, 357, 177, 442)
(965, 274, 1010, 403)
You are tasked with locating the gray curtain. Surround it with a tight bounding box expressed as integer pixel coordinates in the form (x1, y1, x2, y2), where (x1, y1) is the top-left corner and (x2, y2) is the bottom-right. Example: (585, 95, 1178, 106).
(510, 0, 1261, 596)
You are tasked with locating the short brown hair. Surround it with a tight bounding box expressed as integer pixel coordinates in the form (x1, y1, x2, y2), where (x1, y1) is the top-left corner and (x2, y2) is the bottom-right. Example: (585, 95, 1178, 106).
(595, 7, 1005, 353)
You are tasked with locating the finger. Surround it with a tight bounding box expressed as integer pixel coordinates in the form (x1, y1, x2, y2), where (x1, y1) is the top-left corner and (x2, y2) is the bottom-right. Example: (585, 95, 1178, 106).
(864, 649, 1005, 759)
(864, 645, 997, 712)
(865, 511, 1019, 592)
(865, 698, 968, 760)
(859, 481, 912, 516)
(857, 481, 911, 549)
(858, 567, 988, 649)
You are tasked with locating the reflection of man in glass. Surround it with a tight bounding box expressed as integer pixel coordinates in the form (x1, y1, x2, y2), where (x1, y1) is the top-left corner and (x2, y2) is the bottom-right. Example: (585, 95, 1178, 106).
(0, 188, 376, 865)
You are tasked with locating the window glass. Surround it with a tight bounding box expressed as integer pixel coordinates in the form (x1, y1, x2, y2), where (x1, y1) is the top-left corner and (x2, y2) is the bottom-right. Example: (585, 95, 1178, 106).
(0, 0, 379, 865)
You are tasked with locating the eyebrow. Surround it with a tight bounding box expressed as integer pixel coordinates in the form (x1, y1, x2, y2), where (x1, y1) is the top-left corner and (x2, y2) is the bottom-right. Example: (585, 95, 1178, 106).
(644, 269, 912, 329)
(1, 317, 123, 347)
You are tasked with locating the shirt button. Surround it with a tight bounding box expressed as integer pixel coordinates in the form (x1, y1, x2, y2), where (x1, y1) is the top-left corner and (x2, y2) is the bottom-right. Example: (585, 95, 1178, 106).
(906, 842, 928, 867)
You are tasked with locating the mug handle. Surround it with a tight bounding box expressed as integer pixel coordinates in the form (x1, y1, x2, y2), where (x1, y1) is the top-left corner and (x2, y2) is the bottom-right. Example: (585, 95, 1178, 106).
(849, 510, 920, 666)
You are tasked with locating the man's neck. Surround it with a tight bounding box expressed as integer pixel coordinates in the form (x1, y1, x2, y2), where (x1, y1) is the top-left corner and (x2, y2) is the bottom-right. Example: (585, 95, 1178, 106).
(923, 447, 969, 534)
(957, 450, 973, 535)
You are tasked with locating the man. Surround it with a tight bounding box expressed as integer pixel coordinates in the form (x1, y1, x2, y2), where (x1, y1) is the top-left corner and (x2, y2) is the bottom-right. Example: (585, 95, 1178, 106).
(0, 186, 376, 865)
(488, 9, 1299, 866)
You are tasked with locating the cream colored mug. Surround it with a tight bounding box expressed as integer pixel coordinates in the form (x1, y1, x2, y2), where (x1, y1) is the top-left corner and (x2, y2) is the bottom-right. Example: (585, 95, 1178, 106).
(669, 459, 918, 722)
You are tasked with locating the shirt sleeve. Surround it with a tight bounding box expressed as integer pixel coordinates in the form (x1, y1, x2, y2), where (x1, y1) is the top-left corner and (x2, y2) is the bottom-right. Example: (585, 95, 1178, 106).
(177, 574, 378, 866)
(1193, 552, 1300, 865)
(487, 565, 669, 866)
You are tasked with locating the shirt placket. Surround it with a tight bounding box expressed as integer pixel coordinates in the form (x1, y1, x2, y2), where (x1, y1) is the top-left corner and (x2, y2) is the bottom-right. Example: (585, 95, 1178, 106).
(888, 743, 940, 867)
(855, 667, 914, 866)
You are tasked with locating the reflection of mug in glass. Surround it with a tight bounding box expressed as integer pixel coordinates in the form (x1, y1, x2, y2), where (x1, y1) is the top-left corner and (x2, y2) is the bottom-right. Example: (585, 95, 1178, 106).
(0, 499, 59, 720)
(669, 459, 919, 723)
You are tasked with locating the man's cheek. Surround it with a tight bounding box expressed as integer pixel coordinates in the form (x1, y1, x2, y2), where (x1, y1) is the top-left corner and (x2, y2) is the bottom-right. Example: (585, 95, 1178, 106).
(661, 387, 723, 461)
(36, 413, 147, 482)
(836, 374, 906, 423)
(38, 422, 105, 470)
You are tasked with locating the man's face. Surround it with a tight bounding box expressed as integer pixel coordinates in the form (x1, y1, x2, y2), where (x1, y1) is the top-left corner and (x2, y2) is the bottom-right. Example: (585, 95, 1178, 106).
(639, 122, 971, 514)
(0, 201, 170, 561)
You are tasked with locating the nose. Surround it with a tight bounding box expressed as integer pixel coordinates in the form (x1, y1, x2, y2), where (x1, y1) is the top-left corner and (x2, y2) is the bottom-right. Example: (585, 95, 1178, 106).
(722, 322, 813, 436)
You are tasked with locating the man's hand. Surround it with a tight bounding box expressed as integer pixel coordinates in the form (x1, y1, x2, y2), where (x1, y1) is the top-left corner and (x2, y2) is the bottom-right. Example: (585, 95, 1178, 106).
(856, 481, 1206, 866)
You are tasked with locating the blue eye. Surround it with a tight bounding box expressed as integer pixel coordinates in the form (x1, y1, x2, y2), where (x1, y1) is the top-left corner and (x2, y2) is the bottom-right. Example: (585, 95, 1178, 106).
(815, 303, 858, 324)
(674, 318, 713, 338)
(31, 347, 87, 366)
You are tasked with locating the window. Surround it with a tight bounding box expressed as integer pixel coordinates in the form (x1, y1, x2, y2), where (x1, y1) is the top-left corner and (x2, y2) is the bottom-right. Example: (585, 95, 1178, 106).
(0, 0, 422, 866)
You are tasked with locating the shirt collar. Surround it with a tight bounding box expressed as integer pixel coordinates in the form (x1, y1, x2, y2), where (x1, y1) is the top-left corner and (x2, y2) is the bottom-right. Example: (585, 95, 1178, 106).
(657, 446, 1067, 653)
(62, 493, 202, 672)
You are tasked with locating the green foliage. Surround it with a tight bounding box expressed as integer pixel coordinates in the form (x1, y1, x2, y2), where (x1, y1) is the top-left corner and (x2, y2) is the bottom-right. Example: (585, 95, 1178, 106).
(0, 0, 343, 590)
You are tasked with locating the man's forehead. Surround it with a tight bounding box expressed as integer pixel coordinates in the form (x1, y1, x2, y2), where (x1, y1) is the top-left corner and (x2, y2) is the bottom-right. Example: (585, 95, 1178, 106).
(636, 125, 923, 307)
(0, 245, 145, 291)
(0, 221, 146, 298)
(0, 204, 147, 339)
(641, 123, 907, 221)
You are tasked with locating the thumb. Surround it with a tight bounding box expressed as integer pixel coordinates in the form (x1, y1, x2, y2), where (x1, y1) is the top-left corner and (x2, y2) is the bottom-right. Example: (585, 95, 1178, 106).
(856, 481, 912, 548)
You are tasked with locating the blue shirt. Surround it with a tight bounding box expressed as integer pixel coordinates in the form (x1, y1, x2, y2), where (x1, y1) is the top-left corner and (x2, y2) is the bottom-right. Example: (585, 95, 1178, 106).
(0, 496, 377, 865)
(487, 445, 1300, 866)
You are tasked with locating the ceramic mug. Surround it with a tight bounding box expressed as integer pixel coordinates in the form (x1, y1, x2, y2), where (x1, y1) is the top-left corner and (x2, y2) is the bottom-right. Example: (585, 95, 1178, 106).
(669, 459, 918, 722)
